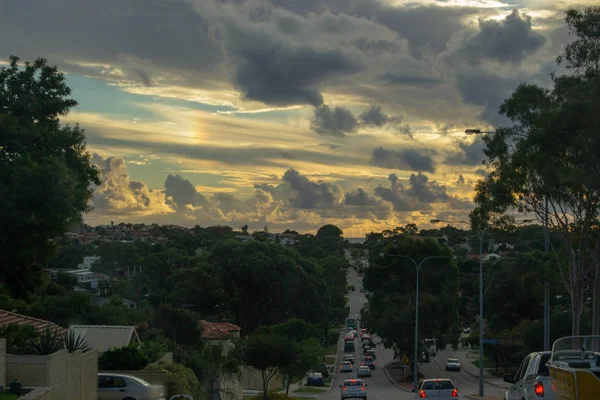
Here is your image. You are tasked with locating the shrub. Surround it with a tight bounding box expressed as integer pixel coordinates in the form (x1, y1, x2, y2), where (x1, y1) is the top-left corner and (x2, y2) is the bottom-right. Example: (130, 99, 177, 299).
(327, 330, 340, 346)
(141, 340, 169, 363)
(146, 362, 201, 398)
(99, 345, 150, 370)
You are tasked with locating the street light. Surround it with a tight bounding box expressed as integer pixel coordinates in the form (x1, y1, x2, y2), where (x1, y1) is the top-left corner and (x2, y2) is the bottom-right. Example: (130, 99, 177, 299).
(430, 218, 532, 397)
(379, 252, 451, 391)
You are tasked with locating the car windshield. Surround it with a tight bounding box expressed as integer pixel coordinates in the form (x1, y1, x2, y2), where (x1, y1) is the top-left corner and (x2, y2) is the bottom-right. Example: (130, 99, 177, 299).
(343, 361, 351, 365)
(447, 358, 459, 363)
(345, 381, 363, 387)
(423, 381, 454, 390)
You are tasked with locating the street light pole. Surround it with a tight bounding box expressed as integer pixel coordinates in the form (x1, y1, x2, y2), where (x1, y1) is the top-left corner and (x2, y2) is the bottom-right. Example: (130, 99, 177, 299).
(544, 196, 550, 351)
(380, 253, 450, 391)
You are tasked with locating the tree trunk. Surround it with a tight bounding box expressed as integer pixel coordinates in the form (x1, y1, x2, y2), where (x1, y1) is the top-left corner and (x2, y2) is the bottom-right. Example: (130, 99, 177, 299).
(285, 374, 292, 395)
(572, 290, 583, 336)
(262, 371, 268, 400)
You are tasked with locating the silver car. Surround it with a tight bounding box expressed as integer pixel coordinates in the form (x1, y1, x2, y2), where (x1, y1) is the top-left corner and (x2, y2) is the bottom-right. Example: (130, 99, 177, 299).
(340, 361, 354, 372)
(98, 373, 166, 400)
(340, 379, 367, 400)
(414, 379, 459, 400)
(357, 366, 371, 377)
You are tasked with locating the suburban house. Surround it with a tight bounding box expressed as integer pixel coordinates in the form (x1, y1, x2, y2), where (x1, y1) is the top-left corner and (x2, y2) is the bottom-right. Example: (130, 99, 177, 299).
(0, 309, 67, 335)
(199, 320, 244, 400)
(69, 325, 141, 353)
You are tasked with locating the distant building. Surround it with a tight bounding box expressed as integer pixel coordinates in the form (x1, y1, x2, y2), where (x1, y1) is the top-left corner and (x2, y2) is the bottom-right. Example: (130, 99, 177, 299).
(77, 255, 101, 270)
(69, 325, 141, 353)
(66, 269, 99, 289)
(0, 309, 67, 336)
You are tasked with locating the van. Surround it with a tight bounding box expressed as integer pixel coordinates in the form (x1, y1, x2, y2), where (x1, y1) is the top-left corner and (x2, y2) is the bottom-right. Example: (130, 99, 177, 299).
(344, 342, 355, 353)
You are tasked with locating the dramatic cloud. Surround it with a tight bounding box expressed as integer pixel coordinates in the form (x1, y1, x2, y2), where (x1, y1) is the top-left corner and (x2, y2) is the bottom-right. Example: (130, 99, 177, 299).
(405, 172, 449, 203)
(282, 169, 340, 209)
(345, 188, 377, 206)
(371, 147, 436, 173)
(310, 105, 359, 136)
(91, 154, 173, 215)
(445, 136, 486, 166)
(462, 9, 546, 64)
(378, 72, 444, 88)
(456, 174, 466, 186)
(164, 174, 207, 209)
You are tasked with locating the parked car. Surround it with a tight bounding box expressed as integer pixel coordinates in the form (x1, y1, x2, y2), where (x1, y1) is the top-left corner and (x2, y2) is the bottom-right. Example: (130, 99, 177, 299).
(98, 373, 165, 400)
(503, 351, 555, 400)
(446, 358, 461, 372)
(340, 361, 354, 373)
(413, 378, 458, 400)
(343, 355, 356, 365)
(307, 372, 325, 386)
(357, 366, 371, 378)
(340, 379, 367, 400)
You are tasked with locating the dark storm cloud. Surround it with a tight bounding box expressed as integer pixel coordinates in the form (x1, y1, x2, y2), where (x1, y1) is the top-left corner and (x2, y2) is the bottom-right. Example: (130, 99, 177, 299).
(164, 174, 207, 209)
(344, 188, 377, 206)
(371, 147, 436, 173)
(378, 72, 444, 88)
(310, 105, 359, 136)
(282, 169, 340, 209)
(359, 105, 391, 127)
(405, 172, 449, 203)
(0, 0, 223, 86)
(372, 172, 470, 212)
(445, 136, 486, 166)
(462, 9, 546, 64)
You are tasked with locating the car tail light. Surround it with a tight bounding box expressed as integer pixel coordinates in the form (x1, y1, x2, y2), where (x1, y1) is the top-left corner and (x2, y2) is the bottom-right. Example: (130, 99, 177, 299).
(419, 390, 426, 398)
(452, 388, 458, 397)
(534, 381, 544, 397)
(361, 387, 365, 391)
(343, 388, 347, 391)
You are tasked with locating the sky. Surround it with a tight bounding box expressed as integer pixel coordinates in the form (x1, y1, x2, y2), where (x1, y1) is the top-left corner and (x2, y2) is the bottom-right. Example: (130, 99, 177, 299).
(0, 0, 590, 236)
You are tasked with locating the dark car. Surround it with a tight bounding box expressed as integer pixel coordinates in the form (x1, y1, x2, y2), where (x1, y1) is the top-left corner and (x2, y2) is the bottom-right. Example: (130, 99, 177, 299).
(306, 373, 325, 386)
(318, 363, 330, 378)
(344, 342, 355, 353)
(364, 349, 376, 359)
(362, 356, 375, 370)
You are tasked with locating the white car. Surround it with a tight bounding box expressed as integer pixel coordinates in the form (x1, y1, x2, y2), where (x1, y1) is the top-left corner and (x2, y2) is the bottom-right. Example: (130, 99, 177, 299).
(340, 379, 367, 400)
(98, 373, 166, 400)
(446, 358, 461, 372)
(357, 366, 371, 377)
(343, 355, 356, 365)
(414, 379, 459, 400)
(340, 361, 354, 372)
(503, 352, 555, 400)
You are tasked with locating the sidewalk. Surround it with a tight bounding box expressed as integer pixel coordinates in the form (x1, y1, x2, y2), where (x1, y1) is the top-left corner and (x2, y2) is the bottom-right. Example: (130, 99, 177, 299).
(452, 349, 510, 389)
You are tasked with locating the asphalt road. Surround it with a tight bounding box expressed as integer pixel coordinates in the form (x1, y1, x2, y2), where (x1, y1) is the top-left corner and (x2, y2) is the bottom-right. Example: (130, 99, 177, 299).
(319, 269, 416, 400)
(420, 347, 507, 398)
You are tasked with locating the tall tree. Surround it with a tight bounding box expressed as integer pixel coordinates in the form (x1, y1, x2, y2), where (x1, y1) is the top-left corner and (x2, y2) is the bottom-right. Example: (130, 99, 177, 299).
(0, 56, 100, 298)
(472, 7, 600, 335)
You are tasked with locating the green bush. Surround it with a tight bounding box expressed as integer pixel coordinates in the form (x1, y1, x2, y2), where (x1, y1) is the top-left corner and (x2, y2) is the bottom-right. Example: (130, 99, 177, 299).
(327, 330, 340, 345)
(141, 340, 169, 363)
(146, 362, 201, 398)
(99, 345, 150, 370)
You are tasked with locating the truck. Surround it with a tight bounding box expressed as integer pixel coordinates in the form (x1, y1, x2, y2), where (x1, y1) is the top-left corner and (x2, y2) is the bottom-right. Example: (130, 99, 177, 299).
(547, 335, 600, 400)
(502, 351, 554, 400)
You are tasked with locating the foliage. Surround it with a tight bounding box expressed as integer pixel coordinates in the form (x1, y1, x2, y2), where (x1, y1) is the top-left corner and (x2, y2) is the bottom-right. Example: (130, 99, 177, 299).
(242, 333, 297, 400)
(141, 340, 169, 363)
(363, 235, 460, 357)
(472, 6, 600, 335)
(28, 327, 64, 355)
(0, 324, 39, 354)
(146, 362, 202, 399)
(98, 344, 150, 370)
(247, 394, 293, 400)
(0, 56, 100, 299)
(153, 304, 202, 346)
(316, 224, 343, 238)
(281, 338, 323, 394)
(64, 330, 91, 353)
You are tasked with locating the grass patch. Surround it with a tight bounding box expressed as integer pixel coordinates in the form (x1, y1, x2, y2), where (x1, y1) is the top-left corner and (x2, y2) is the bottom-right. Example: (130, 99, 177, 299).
(295, 387, 328, 394)
(0, 394, 19, 400)
(471, 358, 497, 369)
(325, 342, 339, 356)
(325, 355, 336, 363)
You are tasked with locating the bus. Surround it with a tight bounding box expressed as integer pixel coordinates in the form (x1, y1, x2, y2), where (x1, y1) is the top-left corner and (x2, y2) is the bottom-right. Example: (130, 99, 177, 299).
(346, 317, 357, 329)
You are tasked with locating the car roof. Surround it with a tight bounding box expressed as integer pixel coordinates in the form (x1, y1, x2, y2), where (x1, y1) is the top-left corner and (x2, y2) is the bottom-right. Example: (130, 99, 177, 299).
(447, 358, 459, 361)
(344, 379, 365, 383)
(358, 365, 370, 369)
(98, 373, 132, 379)
(422, 378, 453, 383)
(342, 361, 351, 364)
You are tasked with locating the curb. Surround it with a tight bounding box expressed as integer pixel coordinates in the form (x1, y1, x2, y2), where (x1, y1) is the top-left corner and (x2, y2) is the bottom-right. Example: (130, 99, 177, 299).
(320, 331, 342, 395)
(460, 366, 508, 389)
(383, 362, 412, 392)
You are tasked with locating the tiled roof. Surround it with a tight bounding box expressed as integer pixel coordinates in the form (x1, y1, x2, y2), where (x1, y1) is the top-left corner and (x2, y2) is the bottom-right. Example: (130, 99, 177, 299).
(0, 309, 67, 335)
(199, 320, 241, 339)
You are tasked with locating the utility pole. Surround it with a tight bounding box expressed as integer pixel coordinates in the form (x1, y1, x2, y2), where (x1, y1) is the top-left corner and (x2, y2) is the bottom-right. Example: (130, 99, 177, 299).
(544, 196, 550, 351)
